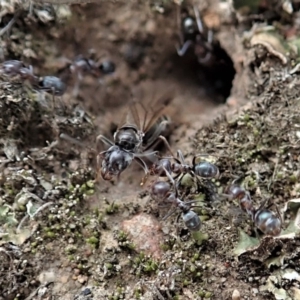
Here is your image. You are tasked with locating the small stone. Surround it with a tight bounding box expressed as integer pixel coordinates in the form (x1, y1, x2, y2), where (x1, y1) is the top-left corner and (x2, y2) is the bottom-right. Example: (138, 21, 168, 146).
(38, 270, 57, 283)
(60, 274, 70, 284)
(145, 20, 156, 35)
(77, 275, 88, 284)
(73, 268, 80, 276)
(122, 213, 163, 259)
(232, 289, 240, 300)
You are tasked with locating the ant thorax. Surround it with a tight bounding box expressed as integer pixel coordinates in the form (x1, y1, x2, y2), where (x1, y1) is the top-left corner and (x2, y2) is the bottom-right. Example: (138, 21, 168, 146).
(114, 126, 143, 152)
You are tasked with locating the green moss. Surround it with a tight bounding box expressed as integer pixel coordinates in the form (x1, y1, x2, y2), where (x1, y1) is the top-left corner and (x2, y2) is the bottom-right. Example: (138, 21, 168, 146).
(46, 231, 55, 238)
(106, 202, 119, 214)
(86, 236, 100, 247)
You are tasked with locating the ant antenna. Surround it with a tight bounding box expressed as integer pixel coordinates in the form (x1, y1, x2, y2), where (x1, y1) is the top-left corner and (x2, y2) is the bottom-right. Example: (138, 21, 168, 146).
(59, 133, 96, 153)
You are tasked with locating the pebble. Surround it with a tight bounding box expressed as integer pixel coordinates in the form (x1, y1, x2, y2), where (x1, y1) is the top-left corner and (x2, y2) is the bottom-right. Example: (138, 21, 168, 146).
(121, 213, 163, 259)
(232, 289, 240, 300)
(77, 275, 88, 284)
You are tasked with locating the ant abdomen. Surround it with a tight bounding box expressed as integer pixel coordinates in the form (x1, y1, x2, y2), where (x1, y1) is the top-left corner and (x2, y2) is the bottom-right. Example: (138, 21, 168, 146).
(39, 76, 67, 96)
(226, 185, 246, 200)
(182, 210, 201, 231)
(253, 209, 281, 236)
(193, 161, 219, 179)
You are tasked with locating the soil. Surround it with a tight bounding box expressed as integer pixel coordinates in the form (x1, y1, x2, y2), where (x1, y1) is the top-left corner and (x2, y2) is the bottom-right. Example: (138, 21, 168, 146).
(1, 0, 300, 300)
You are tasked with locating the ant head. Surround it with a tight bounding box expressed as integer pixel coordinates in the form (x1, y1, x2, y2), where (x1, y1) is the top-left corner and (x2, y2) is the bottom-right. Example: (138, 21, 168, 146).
(99, 60, 115, 74)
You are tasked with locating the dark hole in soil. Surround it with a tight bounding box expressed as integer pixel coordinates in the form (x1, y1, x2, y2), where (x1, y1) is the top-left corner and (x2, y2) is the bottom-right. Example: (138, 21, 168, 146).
(170, 42, 235, 103)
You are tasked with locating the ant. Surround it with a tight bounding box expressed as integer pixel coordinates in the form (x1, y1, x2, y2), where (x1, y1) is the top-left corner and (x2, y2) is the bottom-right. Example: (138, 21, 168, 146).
(150, 136, 219, 179)
(252, 199, 282, 236)
(64, 55, 115, 97)
(0, 60, 38, 84)
(97, 93, 172, 182)
(176, 5, 214, 65)
(150, 167, 202, 232)
(225, 178, 254, 217)
(0, 60, 66, 96)
(225, 179, 282, 236)
(149, 136, 219, 198)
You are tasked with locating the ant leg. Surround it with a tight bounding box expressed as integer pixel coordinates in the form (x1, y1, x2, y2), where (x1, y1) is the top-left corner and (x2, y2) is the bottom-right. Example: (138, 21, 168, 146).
(162, 208, 177, 221)
(96, 153, 106, 183)
(176, 40, 193, 56)
(163, 166, 176, 186)
(50, 87, 56, 111)
(274, 204, 284, 230)
(146, 120, 170, 147)
(158, 135, 175, 157)
(72, 77, 80, 98)
(163, 166, 183, 199)
(60, 133, 83, 147)
(0, 9, 21, 37)
(176, 3, 184, 46)
(254, 227, 260, 239)
(72, 70, 83, 98)
(230, 176, 245, 186)
(175, 213, 182, 237)
(134, 150, 159, 158)
(134, 157, 150, 186)
(257, 198, 269, 211)
(207, 29, 214, 45)
(198, 52, 212, 64)
(193, 5, 204, 34)
(176, 149, 187, 165)
(157, 202, 172, 209)
(96, 135, 114, 148)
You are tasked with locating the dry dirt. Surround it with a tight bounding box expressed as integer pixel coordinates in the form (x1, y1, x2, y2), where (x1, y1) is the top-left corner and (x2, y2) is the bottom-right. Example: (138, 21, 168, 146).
(1, 0, 300, 300)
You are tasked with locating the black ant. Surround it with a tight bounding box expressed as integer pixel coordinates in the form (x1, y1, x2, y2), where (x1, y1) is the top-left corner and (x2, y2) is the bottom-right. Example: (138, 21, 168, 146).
(0, 60, 66, 96)
(150, 136, 219, 179)
(176, 5, 214, 65)
(64, 55, 115, 97)
(253, 199, 282, 236)
(150, 167, 202, 232)
(0, 60, 38, 84)
(225, 179, 282, 236)
(149, 136, 219, 199)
